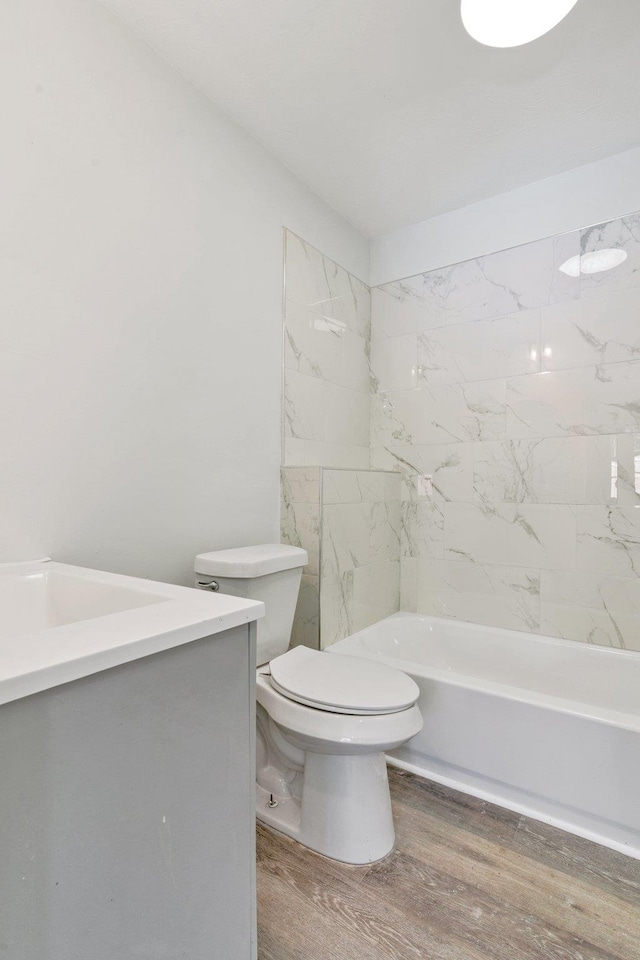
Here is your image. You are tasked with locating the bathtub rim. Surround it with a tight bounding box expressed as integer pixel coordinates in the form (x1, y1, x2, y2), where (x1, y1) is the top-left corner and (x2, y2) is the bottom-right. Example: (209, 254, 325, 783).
(327, 612, 640, 735)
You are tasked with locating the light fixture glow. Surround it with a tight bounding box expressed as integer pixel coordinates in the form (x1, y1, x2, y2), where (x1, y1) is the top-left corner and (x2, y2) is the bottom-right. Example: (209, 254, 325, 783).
(559, 249, 628, 278)
(461, 0, 580, 48)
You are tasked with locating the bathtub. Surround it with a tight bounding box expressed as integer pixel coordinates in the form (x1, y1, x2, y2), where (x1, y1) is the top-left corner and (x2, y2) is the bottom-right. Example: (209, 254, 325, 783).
(328, 612, 640, 860)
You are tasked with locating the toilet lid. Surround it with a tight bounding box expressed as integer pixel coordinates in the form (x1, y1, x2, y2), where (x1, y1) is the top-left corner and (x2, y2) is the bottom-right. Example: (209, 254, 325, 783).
(268, 646, 419, 715)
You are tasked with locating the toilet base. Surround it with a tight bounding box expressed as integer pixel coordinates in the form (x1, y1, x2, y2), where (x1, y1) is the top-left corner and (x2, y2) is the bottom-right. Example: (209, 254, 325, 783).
(256, 751, 395, 864)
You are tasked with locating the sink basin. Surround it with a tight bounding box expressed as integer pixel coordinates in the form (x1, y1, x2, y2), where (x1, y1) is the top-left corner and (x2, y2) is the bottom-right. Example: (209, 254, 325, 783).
(0, 559, 264, 705)
(0, 568, 165, 640)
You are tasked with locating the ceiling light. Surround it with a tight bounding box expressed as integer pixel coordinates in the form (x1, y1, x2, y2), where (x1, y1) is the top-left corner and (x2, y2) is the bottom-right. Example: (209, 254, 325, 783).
(461, 0, 580, 48)
(559, 249, 628, 278)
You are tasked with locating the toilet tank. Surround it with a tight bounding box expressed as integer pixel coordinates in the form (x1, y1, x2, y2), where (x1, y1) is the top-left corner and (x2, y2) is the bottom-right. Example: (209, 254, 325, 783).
(194, 545, 308, 666)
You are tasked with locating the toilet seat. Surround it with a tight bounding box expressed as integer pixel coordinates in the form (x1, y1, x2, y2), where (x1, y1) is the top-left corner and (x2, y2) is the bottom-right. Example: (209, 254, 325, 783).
(268, 646, 419, 716)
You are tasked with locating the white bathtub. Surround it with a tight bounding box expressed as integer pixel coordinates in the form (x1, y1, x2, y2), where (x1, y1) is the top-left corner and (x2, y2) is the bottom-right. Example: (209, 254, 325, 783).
(329, 612, 640, 859)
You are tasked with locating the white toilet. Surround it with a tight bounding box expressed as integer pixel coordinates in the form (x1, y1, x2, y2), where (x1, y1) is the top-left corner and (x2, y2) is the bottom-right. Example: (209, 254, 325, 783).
(194, 544, 423, 864)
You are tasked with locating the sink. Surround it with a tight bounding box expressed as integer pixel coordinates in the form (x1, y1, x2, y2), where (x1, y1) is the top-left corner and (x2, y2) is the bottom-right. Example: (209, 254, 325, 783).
(0, 567, 165, 640)
(0, 558, 264, 705)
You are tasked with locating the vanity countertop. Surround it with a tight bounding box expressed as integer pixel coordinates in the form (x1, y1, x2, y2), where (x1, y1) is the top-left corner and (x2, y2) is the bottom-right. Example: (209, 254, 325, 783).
(0, 559, 264, 706)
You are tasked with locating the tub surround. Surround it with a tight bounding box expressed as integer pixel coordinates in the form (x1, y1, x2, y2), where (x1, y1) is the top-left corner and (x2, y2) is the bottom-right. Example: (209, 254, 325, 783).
(283, 231, 371, 471)
(281, 467, 401, 648)
(283, 212, 640, 650)
(371, 212, 640, 649)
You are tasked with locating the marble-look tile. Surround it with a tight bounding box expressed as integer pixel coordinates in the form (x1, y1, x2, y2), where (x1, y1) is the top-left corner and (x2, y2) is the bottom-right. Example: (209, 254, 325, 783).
(280, 499, 320, 576)
(372, 442, 474, 503)
(540, 604, 640, 651)
(541, 287, 640, 372)
(419, 234, 579, 328)
(301, 441, 370, 469)
(323, 383, 369, 447)
(370, 334, 418, 393)
(473, 436, 623, 505)
(280, 466, 320, 505)
(284, 302, 343, 382)
(417, 311, 540, 385)
(400, 557, 417, 612)
(401, 501, 445, 559)
(371, 380, 507, 448)
(290, 575, 320, 650)
(577, 506, 640, 578)
(506, 361, 640, 439)
(614, 433, 640, 505)
(322, 500, 401, 577)
(322, 469, 399, 505)
(320, 571, 353, 647)
(338, 332, 370, 395)
(415, 559, 540, 633)
(284, 370, 325, 441)
(540, 569, 640, 650)
(283, 437, 306, 466)
(444, 502, 576, 571)
(579, 213, 640, 300)
(371, 276, 434, 340)
(285, 231, 370, 338)
(351, 560, 401, 633)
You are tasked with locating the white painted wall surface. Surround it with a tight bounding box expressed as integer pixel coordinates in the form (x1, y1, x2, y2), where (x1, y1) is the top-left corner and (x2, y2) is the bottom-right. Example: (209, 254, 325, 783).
(0, 0, 367, 583)
(370, 147, 640, 285)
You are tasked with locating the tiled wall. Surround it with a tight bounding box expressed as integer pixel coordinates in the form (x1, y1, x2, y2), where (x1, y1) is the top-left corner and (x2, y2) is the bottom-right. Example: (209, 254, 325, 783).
(283, 230, 371, 470)
(281, 466, 401, 649)
(370, 212, 640, 650)
(320, 470, 400, 646)
(281, 466, 321, 649)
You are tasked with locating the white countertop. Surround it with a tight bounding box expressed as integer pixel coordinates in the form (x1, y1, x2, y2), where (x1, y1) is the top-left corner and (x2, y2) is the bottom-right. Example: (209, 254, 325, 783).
(0, 560, 264, 706)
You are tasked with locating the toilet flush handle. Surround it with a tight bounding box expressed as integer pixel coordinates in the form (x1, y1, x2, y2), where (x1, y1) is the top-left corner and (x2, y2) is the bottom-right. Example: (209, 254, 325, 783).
(197, 579, 220, 591)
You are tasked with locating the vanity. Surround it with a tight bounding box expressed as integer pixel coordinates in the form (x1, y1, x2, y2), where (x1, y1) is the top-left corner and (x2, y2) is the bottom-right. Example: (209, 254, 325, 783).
(0, 559, 263, 960)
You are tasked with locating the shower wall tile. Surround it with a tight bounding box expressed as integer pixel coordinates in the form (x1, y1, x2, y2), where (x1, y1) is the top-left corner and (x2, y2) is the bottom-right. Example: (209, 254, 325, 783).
(540, 569, 640, 650)
(285, 231, 370, 339)
(371, 276, 436, 341)
(443, 502, 576, 571)
(290, 575, 321, 649)
(320, 469, 401, 647)
(579, 213, 640, 300)
(322, 500, 401, 577)
(351, 559, 400, 633)
(283, 230, 371, 470)
(401, 501, 444, 559)
(576, 505, 640, 578)
(320, 572, 353, 647)
(472, 436, 624, 505)
(417, 311, 540, 385)
(371, 442, 474, 503)
(506, 361, 640, 439)
(280, 466, 320, 649)
(541, 288, 640, 372)
(369, 211, 640, 648)
(284, 303, 343, 382)
(417, 234, 579, 328)
(415, 559, 540, 633)
(370, 379, 507, 448)
(370, 334, 418, 392)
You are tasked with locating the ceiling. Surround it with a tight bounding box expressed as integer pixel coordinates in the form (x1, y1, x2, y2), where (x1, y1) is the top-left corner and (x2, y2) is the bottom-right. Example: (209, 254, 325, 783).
(101, 0, 640, 237)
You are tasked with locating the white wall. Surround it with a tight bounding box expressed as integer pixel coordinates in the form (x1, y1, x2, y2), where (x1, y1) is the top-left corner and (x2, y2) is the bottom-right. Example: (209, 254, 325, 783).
(0, 0, 368, 583)
(370, 146, 640, 285)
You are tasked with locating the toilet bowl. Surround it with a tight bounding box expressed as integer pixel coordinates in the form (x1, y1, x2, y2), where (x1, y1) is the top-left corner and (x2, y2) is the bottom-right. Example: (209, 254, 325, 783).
(194, 544, 423, 864)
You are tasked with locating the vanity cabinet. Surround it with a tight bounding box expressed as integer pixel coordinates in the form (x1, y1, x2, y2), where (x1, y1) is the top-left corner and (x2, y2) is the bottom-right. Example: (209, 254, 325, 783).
(0, 623, 257, 960)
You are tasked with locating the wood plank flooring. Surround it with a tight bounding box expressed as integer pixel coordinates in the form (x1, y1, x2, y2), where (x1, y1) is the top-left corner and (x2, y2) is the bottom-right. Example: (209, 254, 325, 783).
(256, 767, 640, 960)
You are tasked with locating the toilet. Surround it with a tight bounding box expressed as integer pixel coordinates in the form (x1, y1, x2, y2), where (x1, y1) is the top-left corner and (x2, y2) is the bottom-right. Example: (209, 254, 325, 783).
(194, 544, 423, 864)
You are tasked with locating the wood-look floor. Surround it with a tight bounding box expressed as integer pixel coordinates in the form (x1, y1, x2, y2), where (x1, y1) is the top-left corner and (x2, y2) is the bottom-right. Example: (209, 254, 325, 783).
(256, 767, 640, 960)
